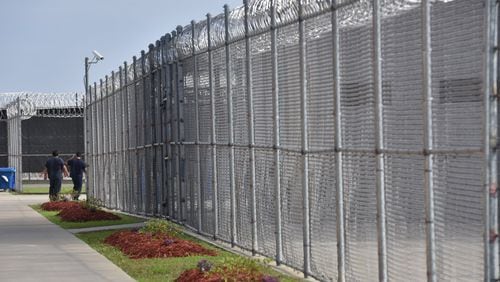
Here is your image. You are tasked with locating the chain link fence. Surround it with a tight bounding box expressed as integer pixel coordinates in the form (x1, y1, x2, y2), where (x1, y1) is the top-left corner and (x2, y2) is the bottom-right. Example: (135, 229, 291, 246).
(85, 0, 499, 280)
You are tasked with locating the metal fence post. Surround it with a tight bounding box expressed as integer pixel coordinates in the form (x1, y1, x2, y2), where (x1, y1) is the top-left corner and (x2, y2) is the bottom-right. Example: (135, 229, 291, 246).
(99, 78, 105, 202)
(84, 57, 89, 199)
(6, 120, 8, 186)
(122, 65, 126, 211)
(165, 33, 175, 219)
(18, 99, 22, 193)
(19, 102, 22, 193)
(298, 0, 311, 276)
(157, 41, 162, 215)
(92, 81, 102, 202)
(6, 119, 8, 186)
(116, 66, 127, 210)
(17, 110, 19, 192)
(243, 0, 258, 256)
(133, 56, 140, 212)
(192, 20, 203, 232)
(105, 74, 112, 208)
(149, 43, 159, 215)
(104, 75, 108, 204)
(97, 79, 102, 201)
(115, 69, 120, 209)
(111, 71, 118, 209)
(147, 46, 154, 214)
(94, 82, 99, 200)
(496, 7, 500, 275)
(123, 61, 131, 212)
(6, 120, 8, 184)
(159, 37, 168, 216)
(88, 86, 91, 199)
(224, 4, 238, 247)
(115, 69, 121, 209)
(270, 0, 283, 265)
(141, 50, 149, 214)
(159, 36, 166, 216)
(91, 84, 95, 199)
(153, 42, 160, 215)
(120, 67, 125, 211)
(104, 75, 109, 206)
(170, 29, 181, 221)
(105, 75, 109, 206)
(90, 85, 95, 199)
(156, 41, 162, 215)
(176, 25, 187, 223)
(372, 0, 388, 280)
(207, 13, 219, 239)
(87, 83, 94, 199)
(331, 1, 345, 280)
(422, 0, 436, 281)
(15, 98, 22, 193)
(19, 103, 22, 193)
(485, 0, 499, 280)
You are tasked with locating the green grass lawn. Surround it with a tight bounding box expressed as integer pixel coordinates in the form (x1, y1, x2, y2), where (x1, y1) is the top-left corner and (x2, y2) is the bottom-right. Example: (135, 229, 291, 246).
(17, 184, 86, 194)
(76, 229, 301, 282)
(30, 204, 144, 229)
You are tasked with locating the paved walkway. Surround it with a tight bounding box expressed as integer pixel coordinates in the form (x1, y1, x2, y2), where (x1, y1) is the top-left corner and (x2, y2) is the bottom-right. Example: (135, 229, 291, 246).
(0, 192, 135, 282)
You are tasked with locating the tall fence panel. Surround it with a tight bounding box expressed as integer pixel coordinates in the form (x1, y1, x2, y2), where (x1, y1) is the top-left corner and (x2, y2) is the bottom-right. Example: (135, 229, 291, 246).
(7, 109, 22, 191)
(86, 0, 499, 280)
(0, 121, 7, 167)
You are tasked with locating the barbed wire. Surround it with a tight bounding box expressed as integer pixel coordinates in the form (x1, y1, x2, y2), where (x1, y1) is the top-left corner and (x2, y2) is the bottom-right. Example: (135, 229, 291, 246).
(0, 92, 84, 120)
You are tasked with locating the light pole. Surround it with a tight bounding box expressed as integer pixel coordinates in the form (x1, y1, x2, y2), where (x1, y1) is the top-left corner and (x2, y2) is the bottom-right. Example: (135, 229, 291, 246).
(84, 50, 104, 200)
(85, 50, 104, 93)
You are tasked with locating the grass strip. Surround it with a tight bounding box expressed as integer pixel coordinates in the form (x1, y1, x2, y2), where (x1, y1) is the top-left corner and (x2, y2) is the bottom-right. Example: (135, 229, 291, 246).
(76, 229, 300, 282)
(17, 184, 86, 194)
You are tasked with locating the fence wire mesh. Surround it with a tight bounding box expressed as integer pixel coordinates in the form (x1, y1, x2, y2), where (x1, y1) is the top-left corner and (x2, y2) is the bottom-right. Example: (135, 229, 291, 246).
(86, 0, 498, 280)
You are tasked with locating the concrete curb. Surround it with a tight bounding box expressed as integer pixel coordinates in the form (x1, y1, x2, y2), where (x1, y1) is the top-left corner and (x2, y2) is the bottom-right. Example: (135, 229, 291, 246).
(67, 222, 146, 234)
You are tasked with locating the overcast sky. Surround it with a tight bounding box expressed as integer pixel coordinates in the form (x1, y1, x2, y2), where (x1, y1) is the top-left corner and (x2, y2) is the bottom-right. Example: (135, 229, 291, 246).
(0, 0, 242, 93)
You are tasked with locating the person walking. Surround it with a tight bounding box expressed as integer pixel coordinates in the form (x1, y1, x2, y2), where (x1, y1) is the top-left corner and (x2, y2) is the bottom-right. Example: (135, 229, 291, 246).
(67, 152, 87, 200)
(43, 150, 69, 201)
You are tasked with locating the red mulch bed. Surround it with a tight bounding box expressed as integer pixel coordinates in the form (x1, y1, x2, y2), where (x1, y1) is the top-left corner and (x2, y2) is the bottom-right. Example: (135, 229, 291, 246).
(176, 269, 221, 282)
(40, 201, 81, 211)
(104, 230, 217, 259)
(176, 269, 273, 282)
(58, 206, 120, 222)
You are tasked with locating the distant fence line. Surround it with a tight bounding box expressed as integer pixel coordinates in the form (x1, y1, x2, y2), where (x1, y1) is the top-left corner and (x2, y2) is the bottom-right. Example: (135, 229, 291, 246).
(85, 0, 499, 281)
(0, 93, 84, 191)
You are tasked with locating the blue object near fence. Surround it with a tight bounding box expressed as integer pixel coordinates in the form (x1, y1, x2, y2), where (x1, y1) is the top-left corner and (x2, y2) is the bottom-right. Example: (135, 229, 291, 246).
(0, 168, 16, 190)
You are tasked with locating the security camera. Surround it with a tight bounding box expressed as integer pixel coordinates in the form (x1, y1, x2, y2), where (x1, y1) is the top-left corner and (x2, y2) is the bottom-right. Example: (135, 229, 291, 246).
(92, 50, 104, 61)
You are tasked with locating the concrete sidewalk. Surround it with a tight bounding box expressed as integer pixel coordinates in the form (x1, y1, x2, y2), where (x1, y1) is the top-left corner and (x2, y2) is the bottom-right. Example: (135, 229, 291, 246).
(0, 192, 135, 282)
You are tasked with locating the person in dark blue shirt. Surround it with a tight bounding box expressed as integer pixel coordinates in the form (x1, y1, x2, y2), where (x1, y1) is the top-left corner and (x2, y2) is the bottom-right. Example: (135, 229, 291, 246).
(43, 150, 69, 201)
(67, 152, 87, 200)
